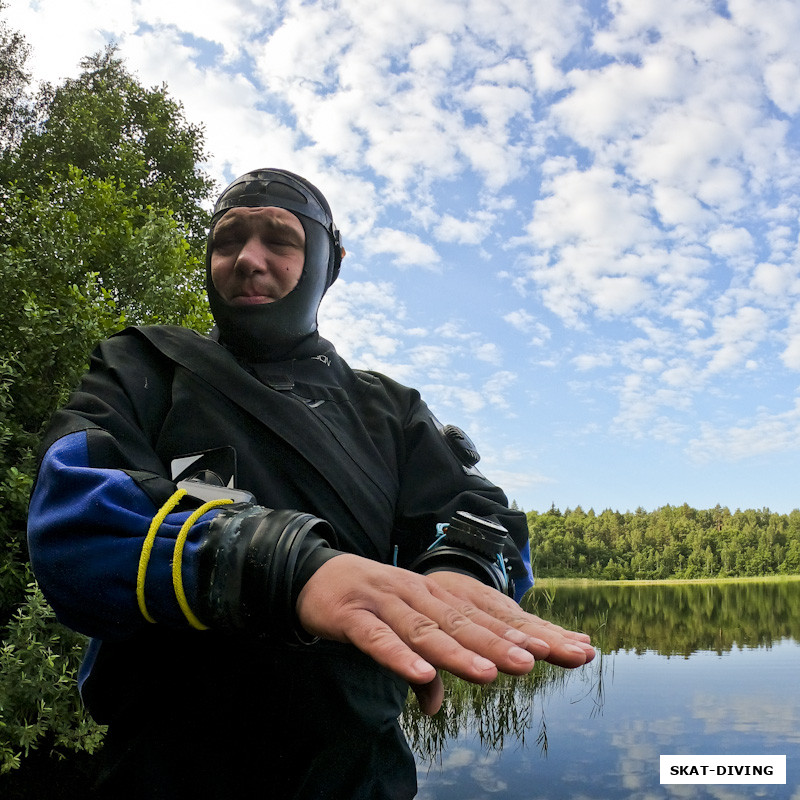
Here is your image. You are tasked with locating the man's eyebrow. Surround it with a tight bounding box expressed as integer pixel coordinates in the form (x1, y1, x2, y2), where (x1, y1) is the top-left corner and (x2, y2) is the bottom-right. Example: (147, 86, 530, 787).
(212, 215, 244, 238)
(213, 213, 304, 241)
(262, 217, 305, 241)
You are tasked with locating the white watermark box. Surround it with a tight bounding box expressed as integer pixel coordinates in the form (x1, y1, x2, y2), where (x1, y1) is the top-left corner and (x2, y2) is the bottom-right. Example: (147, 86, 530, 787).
(660, 755, 786, 784)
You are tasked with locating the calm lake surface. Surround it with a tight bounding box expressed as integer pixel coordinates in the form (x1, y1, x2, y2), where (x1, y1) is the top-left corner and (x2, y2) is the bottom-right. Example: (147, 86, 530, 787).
(406, 579, 800, 799)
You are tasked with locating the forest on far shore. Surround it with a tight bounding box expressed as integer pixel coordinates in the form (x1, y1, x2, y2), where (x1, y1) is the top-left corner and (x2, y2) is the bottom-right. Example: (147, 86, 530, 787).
(527, 503, 800, 580)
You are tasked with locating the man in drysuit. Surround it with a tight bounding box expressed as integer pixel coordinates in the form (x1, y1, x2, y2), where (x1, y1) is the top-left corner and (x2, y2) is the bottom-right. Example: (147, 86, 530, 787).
(27, 169, 594, 799)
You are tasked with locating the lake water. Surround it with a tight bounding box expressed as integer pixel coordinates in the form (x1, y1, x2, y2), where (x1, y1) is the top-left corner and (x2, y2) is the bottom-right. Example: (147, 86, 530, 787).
(405, 579, 800, 799)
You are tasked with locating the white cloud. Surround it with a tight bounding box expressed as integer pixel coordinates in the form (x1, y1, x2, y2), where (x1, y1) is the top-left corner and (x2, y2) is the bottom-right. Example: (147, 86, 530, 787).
(474, 343, 501, 364)
(687, 399, 800, 463)
(133, 0, 268, 58)
(462, 83, 531, 133)
(436, 321, 476, 341)
(529, 166, 655, 252)
(317, 280, 411, 374)
(411, 345, 454, 371)
(5, 0, 134, 83)
(707, 225, 755, 260)
(408, 32, 456, 73)
(781, 338, 800, 371)
(573, 353, 613, 371)
(557, 52, 687, 142)
(503, 309, 535, 332)
(650, 185, 713, 231)
(750, 262, 799, 299)
(613, 372, 693, 442)
(524, 165, 672, 323)
(434, 211, 495, 245)
(696, 306, 770, 374)
(780, 302, 800, 370)
(423, 382, 487, 416)
(363, 228, 441, 268)
(660, 363, 695, 388)
(764, 60, 800, 116)
(473, 58, 531, 88)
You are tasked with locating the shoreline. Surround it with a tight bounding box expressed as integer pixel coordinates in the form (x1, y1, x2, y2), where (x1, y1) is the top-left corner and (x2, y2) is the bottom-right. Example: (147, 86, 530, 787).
(533, 574, 800, 587)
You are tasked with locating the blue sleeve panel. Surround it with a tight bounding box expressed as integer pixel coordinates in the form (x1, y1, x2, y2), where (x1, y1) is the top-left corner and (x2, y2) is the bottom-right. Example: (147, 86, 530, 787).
(513, 542, 534, 603)
(28, 429, 219, 640)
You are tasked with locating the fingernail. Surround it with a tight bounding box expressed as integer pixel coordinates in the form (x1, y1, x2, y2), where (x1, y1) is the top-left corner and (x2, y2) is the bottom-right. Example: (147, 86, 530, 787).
(509, 646, 535, 666)
(472, 655, 496, 672)
(566, 643, 589, 655)
(504, 628, 528, 645)
(412, 658, 434, 677)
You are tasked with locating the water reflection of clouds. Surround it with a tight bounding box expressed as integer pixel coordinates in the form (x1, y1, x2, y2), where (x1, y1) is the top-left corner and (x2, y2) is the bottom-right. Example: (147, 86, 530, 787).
(712, 786, 784, 800)
(690, 678, 800, 747)
(662, 776, 781, 800)
(607, 715, 789, 800)
(470, 755, 508, 795)
(597, 660, 798, 800)
(438, 745, 474, 770)
(416, 745, 507, 799)
(646, 715, 686, 739)
(609, 723, 663, 796)
(666, 785, 700, 800)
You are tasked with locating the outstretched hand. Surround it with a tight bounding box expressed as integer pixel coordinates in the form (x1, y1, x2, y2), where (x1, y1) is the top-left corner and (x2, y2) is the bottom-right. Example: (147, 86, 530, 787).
(295, 553, 595, 715)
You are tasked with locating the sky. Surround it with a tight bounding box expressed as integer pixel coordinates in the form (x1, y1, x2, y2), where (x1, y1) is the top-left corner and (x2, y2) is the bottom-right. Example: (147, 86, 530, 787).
(6, 0, 800, 514)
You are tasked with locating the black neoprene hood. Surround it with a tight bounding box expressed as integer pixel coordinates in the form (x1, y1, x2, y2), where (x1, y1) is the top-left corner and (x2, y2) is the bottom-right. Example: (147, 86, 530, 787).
(206, 169, 343, 361)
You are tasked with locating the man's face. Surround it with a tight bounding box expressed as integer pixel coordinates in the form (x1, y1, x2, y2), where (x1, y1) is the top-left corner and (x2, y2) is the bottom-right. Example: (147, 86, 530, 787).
(210, 206, 306, 306)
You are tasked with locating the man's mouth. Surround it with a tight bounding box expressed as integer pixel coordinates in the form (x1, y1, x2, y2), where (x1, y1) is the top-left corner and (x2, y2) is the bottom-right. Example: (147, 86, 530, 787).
(230, 293, 273, 305)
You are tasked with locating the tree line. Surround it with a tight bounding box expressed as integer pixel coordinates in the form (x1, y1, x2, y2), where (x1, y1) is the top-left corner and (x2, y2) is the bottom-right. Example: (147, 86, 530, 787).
(527, 503, 800, 580)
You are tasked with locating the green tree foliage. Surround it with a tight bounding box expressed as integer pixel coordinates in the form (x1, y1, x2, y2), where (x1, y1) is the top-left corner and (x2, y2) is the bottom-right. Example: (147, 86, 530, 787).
(0, 584, 106, 773)
(0, 15, 214, 772)
(528, 504, 800, 580)
(0, 1, 32, 149)
(2, 45, 213, 241)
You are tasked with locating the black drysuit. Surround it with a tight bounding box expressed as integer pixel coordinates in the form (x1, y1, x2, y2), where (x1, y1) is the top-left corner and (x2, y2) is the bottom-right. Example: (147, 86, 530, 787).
(28, 324, 534, 799)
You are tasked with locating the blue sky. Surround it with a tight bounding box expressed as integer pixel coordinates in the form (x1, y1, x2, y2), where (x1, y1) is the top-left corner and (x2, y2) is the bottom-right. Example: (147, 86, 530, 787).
(8, 0, 800, 514)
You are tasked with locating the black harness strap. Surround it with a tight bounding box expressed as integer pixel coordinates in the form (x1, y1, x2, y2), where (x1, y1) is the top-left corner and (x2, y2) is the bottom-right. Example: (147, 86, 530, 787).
(130, 326, 397, 556)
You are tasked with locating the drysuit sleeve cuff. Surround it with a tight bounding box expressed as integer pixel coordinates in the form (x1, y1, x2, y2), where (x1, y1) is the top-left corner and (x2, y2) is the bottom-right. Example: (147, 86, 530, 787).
(291, 541, 344, 607)
(197, 504, 341, 641)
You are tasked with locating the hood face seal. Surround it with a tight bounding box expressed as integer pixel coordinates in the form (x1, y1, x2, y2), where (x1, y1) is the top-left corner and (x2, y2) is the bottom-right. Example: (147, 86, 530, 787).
(206, 169, 342, 362)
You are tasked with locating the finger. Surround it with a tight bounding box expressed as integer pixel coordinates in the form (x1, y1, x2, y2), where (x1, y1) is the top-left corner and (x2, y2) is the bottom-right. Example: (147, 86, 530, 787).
(335, 603, 530, 689)
(410, 672, 444, 716)
(426, 577, 595, 668)
(390, 577, 597, 676)
(333, 588, 507, 685)
(509, 615, 596, 666)
(478, 605, 594, 666)
(381, 598, 506, 682)
(428, 572, 593, 649)
(335, 607, 440, 684)
(378, 590, 537, 680)
(426, 595, 543, 672)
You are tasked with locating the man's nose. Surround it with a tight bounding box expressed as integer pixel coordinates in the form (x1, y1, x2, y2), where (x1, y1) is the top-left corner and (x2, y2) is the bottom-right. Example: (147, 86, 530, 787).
(235, 238, 270, 274)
